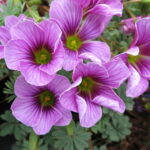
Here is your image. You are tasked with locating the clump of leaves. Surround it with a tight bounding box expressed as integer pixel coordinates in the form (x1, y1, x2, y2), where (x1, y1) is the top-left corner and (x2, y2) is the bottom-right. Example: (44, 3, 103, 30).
(52, 122, 91, 150)
(3, 71, 20, 102)
(91, 109, 132, 142)
(0, 0, 24, 25)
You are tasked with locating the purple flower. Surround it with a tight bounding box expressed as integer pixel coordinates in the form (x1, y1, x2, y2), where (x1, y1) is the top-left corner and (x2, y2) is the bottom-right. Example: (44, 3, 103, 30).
(5, 20, 64, 86)
(60, 58, 130, 127)
(72, 0, 123, 16)
(11, 75, 72, 135)
(0, 15, 27, 59)
(50, 0, 111, 71)
(0, 0, 6, 5)
(120, 17, 142, 35)
(118, 18, 150, 97)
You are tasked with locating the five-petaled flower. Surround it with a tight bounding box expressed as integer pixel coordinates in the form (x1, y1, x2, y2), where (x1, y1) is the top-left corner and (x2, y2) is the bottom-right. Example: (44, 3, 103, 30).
(5, 20, 64, 86)
(50, 0, 111, 71)
(11, 75, 72, 135)
(60, 58, 130, 127)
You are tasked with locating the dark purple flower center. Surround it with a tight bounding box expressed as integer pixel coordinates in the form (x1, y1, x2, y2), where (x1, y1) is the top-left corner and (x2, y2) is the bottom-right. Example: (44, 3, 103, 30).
(128, 54, 141, 65)
(38, 90, 55, 107)
(34, 48, 52, 65)
(78, 77, 96, 93)
(66, 35, 82, 51)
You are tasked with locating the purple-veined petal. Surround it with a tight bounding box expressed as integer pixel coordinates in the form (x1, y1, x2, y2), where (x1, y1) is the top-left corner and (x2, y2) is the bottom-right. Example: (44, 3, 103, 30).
(47, 74, 71, 95)
(33, 107, 62, 135)
(54, 101, 72, 126)
(5, 16, 20, 29)
(77, 95, 102, 128)
(60, 77, 82, 112)
(79, 41, 111, 63)
(74, 0, 91, 8)
(78, 13, 111, 40)
(73, 62, 108, 81)
(63, 48, 81, 71)
(100, 0, 123, 16)
(50, 0, 82, 36)
(14, 75, 42, 98)
(11, 20, 45, 49)
(93, 86, 125, 113)
(39, 20, 62, 51)
(0, 26, 10, 44)
(20, 61, 55, 86)
(140, 42, 150, 56)
(79, 52, 102, 64)
(5, 39, 33, 70)
(102, 58, 130, 88)
(132, 18, 150, 46)
(126, 64, 149, 97)
(137, 58, 150, 78)
(11, 97, 42, 127)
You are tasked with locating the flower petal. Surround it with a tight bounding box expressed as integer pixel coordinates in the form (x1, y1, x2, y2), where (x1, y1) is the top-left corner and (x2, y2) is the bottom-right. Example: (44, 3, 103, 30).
(100, 0, 123, 16)
(60, 77, 82, 112)
(33, 107, 62, 135)
(126, 46, 139, 56)
(93, 86, 125, 113)
(79, 41, 111, 63)
(73, 62, 108, 81)
(0, 26, 10, 44)
(47, 74, 71, 95)
(78, 13, 111, 40)
(11, 20, 45, 49)
(126, 65, 149, 97)
(102, 58, 130, 88)
(77, 96, 102, 128)
(63, 48, 81, 71)
(20, 61, 55, 86)
(11, 97, 41, 127)
(5, 16, 20, 29)
(54, 102, 72, 126)
(137, 58, 150, 78)
(133, 18, 150, 46)
(50, 0, 82, 35)
(39, 20, 62, 51)
(15, 75, 42, 98)
(5, 39, 33, 70)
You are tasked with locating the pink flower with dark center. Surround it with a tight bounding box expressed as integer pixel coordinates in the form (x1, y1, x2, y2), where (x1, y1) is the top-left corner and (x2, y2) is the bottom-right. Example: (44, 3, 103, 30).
(60, 58, 130, 127)
(11, 75, 72, 135)
(5, 20, 64, 86)
(50, 0, 111, 71)
(118, 18, 150, 97)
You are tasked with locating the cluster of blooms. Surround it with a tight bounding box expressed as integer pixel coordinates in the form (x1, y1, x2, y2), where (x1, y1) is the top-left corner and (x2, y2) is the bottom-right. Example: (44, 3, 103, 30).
(0, 0, 150, 135)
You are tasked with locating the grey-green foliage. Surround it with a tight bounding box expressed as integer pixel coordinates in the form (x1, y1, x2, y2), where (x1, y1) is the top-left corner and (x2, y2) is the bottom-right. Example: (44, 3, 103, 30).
(0, 110, 32, 140)
(102, 20, 132, 55)
(3, 71, 20, 102)
(91, 109, 132, 142)
(52, 122, 91, 150)
(0, 0, 24, 25)
(94, 145, 107, 150)
(116, 83, 134, 111)
(0, 60, 9, 79)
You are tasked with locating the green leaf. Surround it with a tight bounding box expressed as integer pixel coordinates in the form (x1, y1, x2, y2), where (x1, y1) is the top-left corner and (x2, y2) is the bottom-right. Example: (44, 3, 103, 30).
(53, 123, 91, 150)
(116, 83, 134, 111)
(29, 132, 39, 150)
